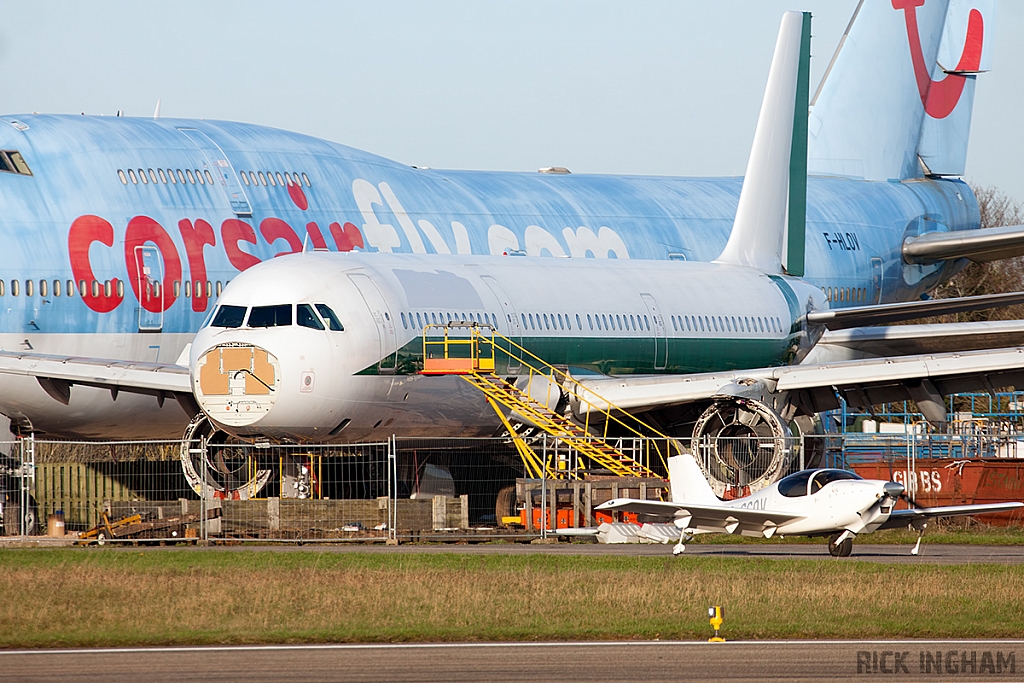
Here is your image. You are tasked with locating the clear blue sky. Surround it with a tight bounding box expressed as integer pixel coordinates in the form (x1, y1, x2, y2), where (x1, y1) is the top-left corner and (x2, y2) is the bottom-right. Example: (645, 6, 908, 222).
(4, 1, 1022, 202)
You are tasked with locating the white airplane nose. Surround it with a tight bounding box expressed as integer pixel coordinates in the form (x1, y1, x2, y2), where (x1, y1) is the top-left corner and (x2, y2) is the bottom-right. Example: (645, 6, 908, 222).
(192, 344, 281, 427)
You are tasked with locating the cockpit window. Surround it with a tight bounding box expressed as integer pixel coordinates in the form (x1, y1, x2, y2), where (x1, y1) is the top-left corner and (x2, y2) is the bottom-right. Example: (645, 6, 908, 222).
(297, 303, 325, 330)
(777, 470, 813, 498)
(315, 303, 344, 331)
(248, 304, 292, 328)
(211, 305, 247, 328)
(809, 469, 862, 493)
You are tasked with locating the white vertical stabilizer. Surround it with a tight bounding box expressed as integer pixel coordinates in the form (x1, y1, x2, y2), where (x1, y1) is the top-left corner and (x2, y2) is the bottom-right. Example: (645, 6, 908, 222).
(668, 454, 719, 504)
(715, 11, 804, 274)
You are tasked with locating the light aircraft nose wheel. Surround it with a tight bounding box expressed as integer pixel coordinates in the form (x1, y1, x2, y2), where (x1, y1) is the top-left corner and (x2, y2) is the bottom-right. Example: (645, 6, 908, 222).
(179, 415, 271, 500)
(692, 399, 791, 496)
(828, 533, 853, 557)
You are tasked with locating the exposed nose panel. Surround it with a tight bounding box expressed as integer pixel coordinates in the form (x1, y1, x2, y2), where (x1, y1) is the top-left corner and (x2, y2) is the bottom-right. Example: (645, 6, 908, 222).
(193, 344, 280, 427)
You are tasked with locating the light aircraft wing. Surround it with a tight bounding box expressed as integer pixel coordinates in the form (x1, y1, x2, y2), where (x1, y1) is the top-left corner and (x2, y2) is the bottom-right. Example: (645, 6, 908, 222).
(595, 498, 804, 534)
(576, 346, 1024, 419)
(810, 320, 1024, 362)
(876, 502, 1024, 530)
(0, 350, 192, 407)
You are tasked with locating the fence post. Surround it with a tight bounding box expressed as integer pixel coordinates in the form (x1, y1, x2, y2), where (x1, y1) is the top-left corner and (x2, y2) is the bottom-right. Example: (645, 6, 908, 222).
(20, 434, 35, 537)
(387, 435, 398, 544)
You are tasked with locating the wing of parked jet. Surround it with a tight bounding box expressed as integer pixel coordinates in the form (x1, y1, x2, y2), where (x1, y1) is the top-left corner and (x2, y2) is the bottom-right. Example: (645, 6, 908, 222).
(809, 320, 1024, 363)
(576, 345, 1024, 425)
(803, 291, 1024, 330)
(0, 350, 195, 414)
(595, 497, 804, 535)
(876, 502, 1024, 530)
(903, 225, 1024, 264)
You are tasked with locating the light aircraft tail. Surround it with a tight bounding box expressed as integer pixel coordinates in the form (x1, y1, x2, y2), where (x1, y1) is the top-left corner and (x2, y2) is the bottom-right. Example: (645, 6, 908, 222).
(809, 0, 994, 180)
(667, 453, 720, 504)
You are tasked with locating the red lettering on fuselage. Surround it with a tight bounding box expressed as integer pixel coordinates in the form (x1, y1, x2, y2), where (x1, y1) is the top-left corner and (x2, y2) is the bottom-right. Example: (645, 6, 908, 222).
(330, 222, 364, 251)
(221, 219, 263, 272)
(259, 217, 303, 257)
(124, 216, 182, 313)
(68, 214, 124, 313)
(178, 218, 217, 312)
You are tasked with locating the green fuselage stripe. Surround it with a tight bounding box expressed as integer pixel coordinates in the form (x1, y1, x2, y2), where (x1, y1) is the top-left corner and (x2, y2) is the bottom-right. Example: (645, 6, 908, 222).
(361, 334, 795, 376)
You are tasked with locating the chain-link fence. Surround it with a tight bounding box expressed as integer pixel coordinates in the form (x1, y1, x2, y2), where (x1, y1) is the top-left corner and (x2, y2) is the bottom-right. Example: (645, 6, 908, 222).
(2, 430, 1021, 541)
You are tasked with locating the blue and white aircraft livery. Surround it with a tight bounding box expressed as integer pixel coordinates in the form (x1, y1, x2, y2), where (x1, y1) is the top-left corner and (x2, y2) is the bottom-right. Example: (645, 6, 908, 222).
(1, 0, 1023, 489)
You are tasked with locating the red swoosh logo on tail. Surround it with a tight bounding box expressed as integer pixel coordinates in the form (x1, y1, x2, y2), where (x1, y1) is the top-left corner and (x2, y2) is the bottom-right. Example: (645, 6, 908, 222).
(893, 0, 984, 119)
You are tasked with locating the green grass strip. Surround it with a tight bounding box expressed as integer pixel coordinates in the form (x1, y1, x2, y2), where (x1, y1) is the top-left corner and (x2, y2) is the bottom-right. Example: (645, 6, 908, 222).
(2, 548, 1024, 646)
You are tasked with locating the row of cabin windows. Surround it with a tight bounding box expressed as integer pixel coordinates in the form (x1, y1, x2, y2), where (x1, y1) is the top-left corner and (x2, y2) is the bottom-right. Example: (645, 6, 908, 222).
(117, 168, 311, 189)
(239, 170, 311, 188)
(825, 286, 866, 304)
(671, 314, 783, 335)
(0, 278, 226, 299)
(119, 167, 214, 186)
(401, 311, 498, 329)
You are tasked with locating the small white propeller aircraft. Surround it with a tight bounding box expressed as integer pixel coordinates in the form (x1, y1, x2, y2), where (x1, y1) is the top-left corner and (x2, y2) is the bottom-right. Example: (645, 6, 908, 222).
(596, 455, 1023, 557)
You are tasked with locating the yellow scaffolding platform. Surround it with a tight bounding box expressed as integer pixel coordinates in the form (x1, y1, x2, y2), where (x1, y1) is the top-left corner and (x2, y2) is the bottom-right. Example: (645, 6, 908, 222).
(422, 323, 680, 479)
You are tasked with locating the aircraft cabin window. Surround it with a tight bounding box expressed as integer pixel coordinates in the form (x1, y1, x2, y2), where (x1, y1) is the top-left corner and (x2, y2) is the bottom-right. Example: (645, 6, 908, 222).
(117, 281, 124, 298)
(205, 170, 214, 185)
(315, 303, 344, 331)
(543, 313, 550, 330)
(576, 314, 582, 330)
(258, 172, 267, 186)
(216, 281, 223, 296)
(66, 280, 73, 297)
(302, 172, 311, 187)
(777, 470, 814, 498)
(596, 315, 602, 331)
(601, 314, 608, 330)
(401, 312, 407, 329)
(248, 304, 292, 328)
(53, 280, 60, 297)
(671, 316, 678, 332)
(173, 281, 181, 298)
(138, 169, 148, 184)
(241, 172, 250, 185)
(587, 314, 593, 330)
(275, 172, 284, 186)
(128, 169, 138, 184)
(177, 169, 186, 184)
(615, 314, 622, 330)
(91, 280, 99, 298)
(268, 172, 276, 187)
(158, 169, 167, 184)
(417, 312, 423, 329)
(195, 169, 205, 185)
(148, 169, 158, 184)
(184, 281, 191, 298)
(0, 281, 4, 296)
(118, 170, 128, 184)
(186, 169, 195, 184)
(211, 305, 247, 328)
(10, 280, 18, 296)
(103, 280, 111, 298)
(206, 281, 213, 298)
(297, 303, 326, 330)
(812, 470, 862, 492)
(26, 280, 34, 297)
(167, 169, 176, 184)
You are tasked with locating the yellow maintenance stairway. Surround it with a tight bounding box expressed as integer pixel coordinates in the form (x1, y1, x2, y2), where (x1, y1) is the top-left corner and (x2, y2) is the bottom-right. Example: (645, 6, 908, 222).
(420, 323, 680, 480)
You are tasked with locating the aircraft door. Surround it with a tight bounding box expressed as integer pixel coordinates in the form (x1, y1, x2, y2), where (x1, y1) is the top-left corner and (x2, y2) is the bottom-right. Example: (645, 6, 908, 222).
(640, 293, 667, 370)
(349, 273, 398, 374)
(480, 275, 521, 373)
(134, 245, 164, 332)
(870, 257, 883, 304)
(177, 128, 253, 216)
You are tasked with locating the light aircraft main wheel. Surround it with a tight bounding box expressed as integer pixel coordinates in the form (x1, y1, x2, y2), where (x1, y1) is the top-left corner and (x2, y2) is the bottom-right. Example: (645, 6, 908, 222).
(692, 399, 792, 497)
(828, 533, 853, 557)
(179, 415, 272, 500)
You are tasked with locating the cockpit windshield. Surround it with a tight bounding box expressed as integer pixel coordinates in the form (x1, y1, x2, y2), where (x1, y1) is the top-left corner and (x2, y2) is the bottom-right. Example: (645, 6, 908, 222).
(315, 303, 344, 331)
(809, 469, 862, 493)
(778, 469, 862, 497)
(777, 470, 813, 498)
(211, 305, 246, 328)
(297, 304, 325, 330)
(248, 304, 292, 328)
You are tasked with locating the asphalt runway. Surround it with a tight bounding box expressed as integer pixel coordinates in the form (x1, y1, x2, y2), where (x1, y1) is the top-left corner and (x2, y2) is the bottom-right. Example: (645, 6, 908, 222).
(2, 641, 1023, 682)
(108, 540, 1024, 564)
